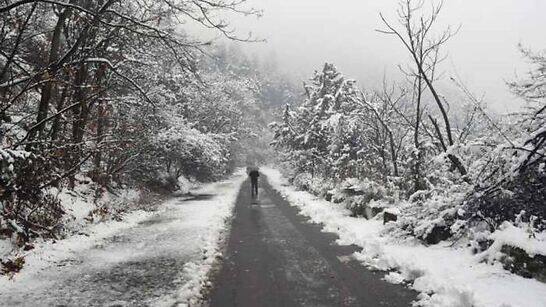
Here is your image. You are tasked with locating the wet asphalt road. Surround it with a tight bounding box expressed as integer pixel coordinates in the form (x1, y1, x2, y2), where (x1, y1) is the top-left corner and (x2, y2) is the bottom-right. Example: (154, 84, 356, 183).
(208, 177, 417, 307)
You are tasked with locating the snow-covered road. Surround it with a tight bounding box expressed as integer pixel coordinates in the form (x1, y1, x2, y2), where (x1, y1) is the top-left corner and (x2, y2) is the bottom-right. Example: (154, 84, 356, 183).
(0, 171, 246, 306)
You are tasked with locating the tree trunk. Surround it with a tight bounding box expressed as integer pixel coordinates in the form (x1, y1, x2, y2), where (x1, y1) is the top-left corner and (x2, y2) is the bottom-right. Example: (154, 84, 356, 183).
(50, 85, 69, 142)
(413, 76, 426, 191)
(71, 63, 89, 144)
(67, 63, 88, 189)
(410, 44, 455, 147)
(387, 129, 399, 177)
(93, 100, 107, 175)
(27, 7, 72, 149)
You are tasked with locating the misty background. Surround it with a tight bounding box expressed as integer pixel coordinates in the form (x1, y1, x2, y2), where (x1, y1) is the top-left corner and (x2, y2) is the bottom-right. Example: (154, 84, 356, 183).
(190, 0, 546, 113)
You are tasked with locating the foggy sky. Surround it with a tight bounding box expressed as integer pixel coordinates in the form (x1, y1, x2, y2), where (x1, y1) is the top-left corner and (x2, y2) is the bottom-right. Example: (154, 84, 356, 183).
(198, 0, 546, 113)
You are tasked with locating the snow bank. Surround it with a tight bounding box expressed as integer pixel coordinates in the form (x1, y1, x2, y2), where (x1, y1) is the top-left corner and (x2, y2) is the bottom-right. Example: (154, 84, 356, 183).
(52, 179, 138, 228)
(262, 167, 546, 307)
(488, 222, 546, 258)
(0, 179, 143, 272)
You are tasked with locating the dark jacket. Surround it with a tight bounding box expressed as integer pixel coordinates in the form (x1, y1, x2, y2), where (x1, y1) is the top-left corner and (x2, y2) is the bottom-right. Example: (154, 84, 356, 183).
(249, 170, 260, 181)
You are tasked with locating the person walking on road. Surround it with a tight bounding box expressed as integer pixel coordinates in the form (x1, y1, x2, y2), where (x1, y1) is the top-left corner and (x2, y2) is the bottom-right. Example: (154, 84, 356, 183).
(248, 168, 260, 197)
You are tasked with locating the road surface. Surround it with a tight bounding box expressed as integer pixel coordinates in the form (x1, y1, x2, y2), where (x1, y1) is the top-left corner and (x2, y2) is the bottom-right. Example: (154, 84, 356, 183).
(208, 177, 417, 306)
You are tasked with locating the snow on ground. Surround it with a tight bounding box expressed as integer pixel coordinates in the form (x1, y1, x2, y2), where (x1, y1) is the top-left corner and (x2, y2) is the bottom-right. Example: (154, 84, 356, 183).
(0, 170, 246, 306)
(262, 166, 546, 307)
(54, 180, 142, 232)
(0, 240, 11, 260)
(485, 221, 546, 259)
(155, 169, 247, 306)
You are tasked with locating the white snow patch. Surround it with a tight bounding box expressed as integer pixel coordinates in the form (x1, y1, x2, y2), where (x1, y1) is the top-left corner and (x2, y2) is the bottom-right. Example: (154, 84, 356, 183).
(383, 272, 405, 284)
(487, 221, 546, 257)
(0, 240, 12, 259)
(262, 166, 546, 307)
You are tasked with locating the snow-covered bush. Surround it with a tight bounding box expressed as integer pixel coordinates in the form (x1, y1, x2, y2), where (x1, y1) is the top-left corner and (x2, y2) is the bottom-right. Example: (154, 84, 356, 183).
(1, 149, 64, 243)
(340, 178, 389, 216)
(290, 172, 336, 197)
(291, 172, 313, 191)
(134, 125, 231, 189)
(463, 47, 546, 231)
